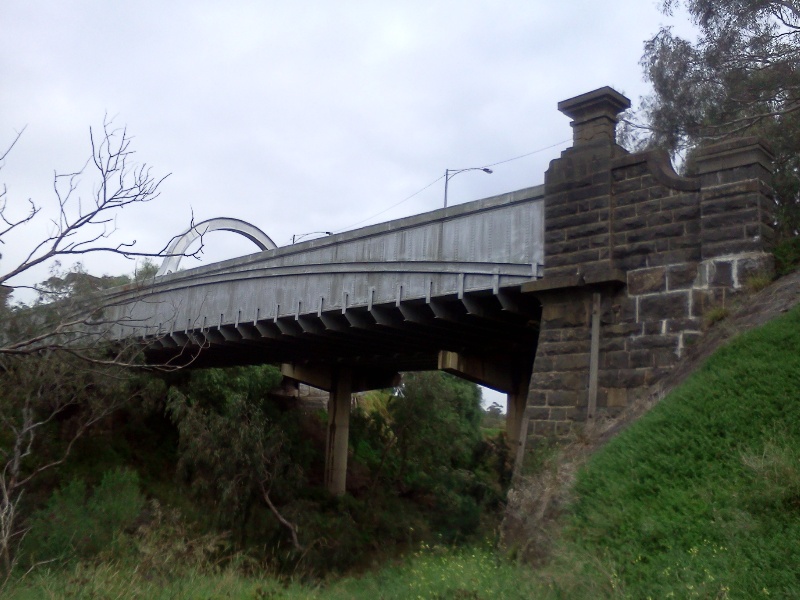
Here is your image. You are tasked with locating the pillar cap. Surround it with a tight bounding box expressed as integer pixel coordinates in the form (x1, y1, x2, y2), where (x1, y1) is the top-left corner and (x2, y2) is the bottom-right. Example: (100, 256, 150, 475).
(558, 87, 631, 146)
(695, 136, 775, 175)
(558, 87, 630, 122)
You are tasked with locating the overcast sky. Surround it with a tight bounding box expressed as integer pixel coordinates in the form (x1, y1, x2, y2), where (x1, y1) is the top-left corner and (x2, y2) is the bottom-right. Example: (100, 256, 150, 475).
(2, 1, 691, 402)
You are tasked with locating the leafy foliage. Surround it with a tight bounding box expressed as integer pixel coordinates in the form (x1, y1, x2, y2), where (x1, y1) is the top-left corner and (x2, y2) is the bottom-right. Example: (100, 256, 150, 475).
(636, 0, 800, 235)
(165, 365, 292, 540)
(23, 468, 144, 565)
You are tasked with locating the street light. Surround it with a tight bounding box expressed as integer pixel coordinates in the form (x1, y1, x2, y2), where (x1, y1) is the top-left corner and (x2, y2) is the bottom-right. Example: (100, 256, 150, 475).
(443, 167, 493, 208)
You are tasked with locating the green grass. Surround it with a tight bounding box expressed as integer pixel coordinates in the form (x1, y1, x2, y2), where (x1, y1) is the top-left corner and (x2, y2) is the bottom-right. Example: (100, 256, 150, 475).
(5, 544, 547, 599)
(565, 304, 800, 598)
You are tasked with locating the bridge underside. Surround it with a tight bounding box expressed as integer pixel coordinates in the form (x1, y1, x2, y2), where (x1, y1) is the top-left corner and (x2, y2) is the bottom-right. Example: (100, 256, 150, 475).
(143, 285, 541, 393)
(139, 284, 541, 496)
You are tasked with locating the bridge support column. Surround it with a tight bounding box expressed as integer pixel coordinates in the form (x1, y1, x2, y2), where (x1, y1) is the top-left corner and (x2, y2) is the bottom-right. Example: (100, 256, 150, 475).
(325, 368, 352, 496)
(506, 373, 531, 475)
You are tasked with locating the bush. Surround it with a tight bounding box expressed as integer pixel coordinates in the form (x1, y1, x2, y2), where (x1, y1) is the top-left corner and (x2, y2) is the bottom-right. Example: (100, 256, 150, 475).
(23, 468, 144, 565)
(773, 236, 800, 276)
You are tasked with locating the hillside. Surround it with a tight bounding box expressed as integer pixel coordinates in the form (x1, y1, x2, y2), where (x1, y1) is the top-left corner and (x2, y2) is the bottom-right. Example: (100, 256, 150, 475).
(504, 269, 800, 597)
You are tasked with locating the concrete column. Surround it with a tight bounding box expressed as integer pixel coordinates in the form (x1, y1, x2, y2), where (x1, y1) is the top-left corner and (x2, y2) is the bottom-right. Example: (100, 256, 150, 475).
(506, 370, 532, 474)
(324, 368, 352, 496)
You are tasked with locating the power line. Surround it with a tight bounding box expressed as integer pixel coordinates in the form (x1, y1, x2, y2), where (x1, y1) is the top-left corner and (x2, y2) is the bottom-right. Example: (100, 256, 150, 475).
(332, 138, 571, 234)
(483, 138, 571, 168)
(332, 174, 445, 233)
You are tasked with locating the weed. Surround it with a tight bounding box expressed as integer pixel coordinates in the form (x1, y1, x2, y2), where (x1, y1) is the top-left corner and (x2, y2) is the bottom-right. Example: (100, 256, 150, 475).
(745, 272, 773, 293)
(703, 305, 730, 327)
(773, 236, 800, 276)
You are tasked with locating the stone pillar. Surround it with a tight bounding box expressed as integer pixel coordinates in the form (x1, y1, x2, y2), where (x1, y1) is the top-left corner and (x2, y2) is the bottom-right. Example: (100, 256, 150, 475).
(543, 87, 631, 281)
(695, 137, 776, 290)
(520, 87, 777, 453)
(324, 368, 352, 496)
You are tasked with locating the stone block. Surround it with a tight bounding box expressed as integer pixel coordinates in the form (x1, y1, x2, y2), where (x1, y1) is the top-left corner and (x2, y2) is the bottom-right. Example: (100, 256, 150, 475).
(526, 406, 550, 421)
(666, 263, 699, 290)
(701, 188, 760, 214)
(673, 205, 701, 221)
(547, 390, 586, 406)
(736, 254, 775, 282)
(745, 222, 774, 242)
(615, 254, 649, 271)
(709, 261, 733, 287)
(532, 371, 587, 391)
(634, 199, 660, 215)
(701, 224, 746, 244)
(612, 177, 643, 194)
(527, 390, 547, 405)
(578, 196, 611, 212)
(566, 220, 612, 239)
(555, 421, 574, 436)
(646, 211, 673, 227)
(540, 340, 591, 355)
(650, 222, 689, 239)
(627, 267, 667, 295)
(628, 333, 680, 351)
(614, 215, 647, 232)
(614, 204, 636, 220)
(647, 248, 701, 267)
(599, 368, 647, 388)
(702, 238, 764, 259)
(551, 353, 590, 371)
(600, 337, 626, 352)
(549, 234, 609, 255)
(682, 332, 703, 348)
(539, 329, 563, 343)
(702, 208, 758, 229)
(628, 349, 653, 368)
(546, 249, 601, 268)
(532, 420, 555, 437)
(638, 291, 690, 320)
(667, 233, 700, 249)
(603, 350, 630, 369)
(603, 322, 642, 336)
(561, 327, 592, 341)
(546, 210, 603, 230)
(541, 303, 589, 328)
(606, 387, 628, 408)
(666, 317, 702, 333)
(550, 406, 579, 421)
(691, 289, 728, 317)
(661, 194, 698, 210)
(612, 161, 648, 180)
(653, 349, 679, 367)
(643, 321, 664, 335)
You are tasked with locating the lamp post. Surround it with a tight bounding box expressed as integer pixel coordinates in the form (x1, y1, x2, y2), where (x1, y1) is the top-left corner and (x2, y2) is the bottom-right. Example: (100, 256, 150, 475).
(444, 167, 493, 208)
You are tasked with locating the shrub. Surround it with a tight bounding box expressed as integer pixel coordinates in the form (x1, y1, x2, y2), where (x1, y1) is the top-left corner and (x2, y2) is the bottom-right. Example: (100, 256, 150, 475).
(773, 236, 800, 276)
(23, 468, 144, 565)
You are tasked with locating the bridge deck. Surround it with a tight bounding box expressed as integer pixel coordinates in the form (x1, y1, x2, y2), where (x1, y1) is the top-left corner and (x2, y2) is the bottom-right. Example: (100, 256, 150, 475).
(104, 185, 544, 387)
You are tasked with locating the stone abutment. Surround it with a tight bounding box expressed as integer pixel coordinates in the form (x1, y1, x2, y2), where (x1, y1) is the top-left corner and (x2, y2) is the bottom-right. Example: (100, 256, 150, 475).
(519, 87, 775, 452)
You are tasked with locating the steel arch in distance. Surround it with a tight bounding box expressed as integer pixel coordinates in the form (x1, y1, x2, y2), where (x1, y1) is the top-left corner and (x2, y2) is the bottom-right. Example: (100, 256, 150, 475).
(156, 217, 277, 277)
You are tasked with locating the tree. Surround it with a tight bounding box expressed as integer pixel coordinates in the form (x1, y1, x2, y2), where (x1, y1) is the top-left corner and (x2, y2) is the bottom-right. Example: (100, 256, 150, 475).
(0, 120, 201, 358)
(0, 122, 196, 581)
(631, 0, 800, 235)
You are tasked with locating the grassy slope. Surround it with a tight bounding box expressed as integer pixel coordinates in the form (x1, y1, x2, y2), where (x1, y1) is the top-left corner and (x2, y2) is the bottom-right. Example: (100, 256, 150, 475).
(566, 304, 800, 598)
